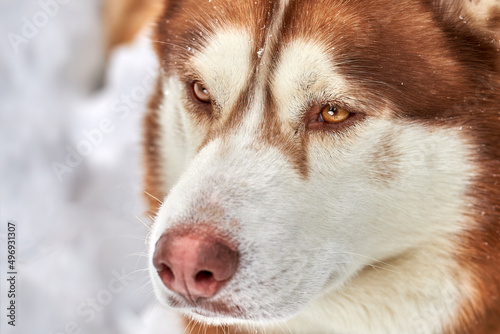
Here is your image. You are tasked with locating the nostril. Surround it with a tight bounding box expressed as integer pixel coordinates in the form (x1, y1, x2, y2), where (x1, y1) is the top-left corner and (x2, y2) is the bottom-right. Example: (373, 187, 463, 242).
(195, 270, 214, 283)
(157, 264, 174, 283)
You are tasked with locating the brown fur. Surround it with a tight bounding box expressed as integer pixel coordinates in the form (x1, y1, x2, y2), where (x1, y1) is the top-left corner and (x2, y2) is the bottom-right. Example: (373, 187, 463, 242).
(103, 0, 164, 53)
(143, 77, 165, 216)
(488, 7, 500, 30)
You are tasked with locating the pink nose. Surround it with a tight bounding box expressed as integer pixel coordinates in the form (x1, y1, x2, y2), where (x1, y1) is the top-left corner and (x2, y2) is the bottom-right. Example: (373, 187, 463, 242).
(153, 231, 238, 302)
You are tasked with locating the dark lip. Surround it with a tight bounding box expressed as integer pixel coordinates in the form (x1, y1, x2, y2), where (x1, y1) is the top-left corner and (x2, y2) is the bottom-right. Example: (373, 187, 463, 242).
(167, 295, 245, 318)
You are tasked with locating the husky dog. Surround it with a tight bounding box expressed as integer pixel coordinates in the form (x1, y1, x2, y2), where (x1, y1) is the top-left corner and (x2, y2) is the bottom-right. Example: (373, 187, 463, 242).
(144, 1, 500, 333)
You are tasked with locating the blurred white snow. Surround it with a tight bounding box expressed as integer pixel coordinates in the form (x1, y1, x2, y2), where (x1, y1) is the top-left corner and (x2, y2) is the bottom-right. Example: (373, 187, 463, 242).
(0, 0, 182, 333)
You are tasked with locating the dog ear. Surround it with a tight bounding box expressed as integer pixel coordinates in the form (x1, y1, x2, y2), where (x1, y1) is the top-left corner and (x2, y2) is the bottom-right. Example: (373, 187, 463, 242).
(430, 0, 500, 38)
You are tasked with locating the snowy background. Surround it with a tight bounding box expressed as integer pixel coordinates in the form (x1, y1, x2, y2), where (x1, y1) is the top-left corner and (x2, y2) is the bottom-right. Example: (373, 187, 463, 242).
(0, 0, 182, 333)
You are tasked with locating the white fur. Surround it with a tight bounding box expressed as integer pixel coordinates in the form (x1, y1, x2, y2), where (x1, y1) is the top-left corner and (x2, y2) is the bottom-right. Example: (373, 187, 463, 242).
(150, 27, 476, 334)
(459, 0, 499, 22)
(157, 77, 203, 191)
(439, 0, 500, 36)
(272, 40, 349, 126)
(191, 29, 252, 113)
(265, 121, 476, 334)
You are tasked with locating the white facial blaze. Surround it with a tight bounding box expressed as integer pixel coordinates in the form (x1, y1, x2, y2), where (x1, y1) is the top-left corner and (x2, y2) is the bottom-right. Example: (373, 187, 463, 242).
(158, 77, 203, 191)
(272, 40, 349, 124)
(191, 29, 252, 112)
(151, 24, 476, 334)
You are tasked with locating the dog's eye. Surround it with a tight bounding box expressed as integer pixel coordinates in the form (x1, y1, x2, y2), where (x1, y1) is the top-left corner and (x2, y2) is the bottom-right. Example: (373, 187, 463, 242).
(192, 81, 211, 103)
(319, 105, 351, 123)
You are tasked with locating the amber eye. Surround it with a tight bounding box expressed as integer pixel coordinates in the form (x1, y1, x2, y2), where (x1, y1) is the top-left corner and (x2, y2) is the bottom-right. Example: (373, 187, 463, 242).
(319, 105, 351, 123)
(192, 81, 211, 103)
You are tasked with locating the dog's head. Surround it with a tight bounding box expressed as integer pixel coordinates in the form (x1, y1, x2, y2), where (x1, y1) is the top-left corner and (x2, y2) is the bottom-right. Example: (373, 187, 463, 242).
(145, 0, 500, 331)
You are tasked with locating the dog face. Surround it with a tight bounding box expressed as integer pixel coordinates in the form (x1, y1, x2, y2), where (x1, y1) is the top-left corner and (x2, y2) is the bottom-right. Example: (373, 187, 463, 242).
(145, 0, 500, 332)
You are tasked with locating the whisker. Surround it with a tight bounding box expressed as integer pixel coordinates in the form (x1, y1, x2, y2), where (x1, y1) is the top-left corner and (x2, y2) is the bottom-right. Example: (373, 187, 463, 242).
(132, 278, 154, 297)
(265, 256, 400, 275)
(283, 320, 293, 334)
(150, 39, 185, 49)
(127, 251, 149, 258)
(333, 251, 399, 271)
(128, 267, 150, 276)
(136, 215, 152, 230)
(144, 191, 163, 204)
(186, 317, 196, 334)
(117, 267, 148, 282)
(116, 234, 147, 241)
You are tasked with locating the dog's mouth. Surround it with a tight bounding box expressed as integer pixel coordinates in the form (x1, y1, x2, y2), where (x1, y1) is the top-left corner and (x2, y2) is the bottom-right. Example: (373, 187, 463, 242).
(167, 295, 246, 319)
